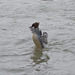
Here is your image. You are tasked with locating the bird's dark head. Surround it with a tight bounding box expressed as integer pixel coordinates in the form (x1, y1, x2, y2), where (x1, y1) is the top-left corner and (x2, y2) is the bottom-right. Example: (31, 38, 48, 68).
(31, 22, 39, 29)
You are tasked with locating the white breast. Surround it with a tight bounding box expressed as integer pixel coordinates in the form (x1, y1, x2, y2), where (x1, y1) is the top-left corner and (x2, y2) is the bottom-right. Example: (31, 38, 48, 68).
(32, 33, 42, 48)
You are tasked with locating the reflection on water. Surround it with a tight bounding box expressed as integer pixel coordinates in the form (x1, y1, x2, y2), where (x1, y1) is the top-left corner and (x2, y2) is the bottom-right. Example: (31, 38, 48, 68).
(31, 48, 50, 65)
(0, 0, 75, 75)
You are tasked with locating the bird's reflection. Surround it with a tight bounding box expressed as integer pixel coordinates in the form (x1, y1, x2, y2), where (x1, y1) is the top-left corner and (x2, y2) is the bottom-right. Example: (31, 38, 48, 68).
(31, 47, 50, 65)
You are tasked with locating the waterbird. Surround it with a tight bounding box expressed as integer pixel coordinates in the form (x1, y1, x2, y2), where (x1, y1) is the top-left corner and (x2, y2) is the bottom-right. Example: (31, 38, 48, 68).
(29, 22, 48, 49)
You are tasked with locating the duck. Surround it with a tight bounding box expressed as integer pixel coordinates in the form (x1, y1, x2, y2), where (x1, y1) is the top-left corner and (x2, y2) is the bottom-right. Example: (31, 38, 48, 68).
(29, 22, 48, 49)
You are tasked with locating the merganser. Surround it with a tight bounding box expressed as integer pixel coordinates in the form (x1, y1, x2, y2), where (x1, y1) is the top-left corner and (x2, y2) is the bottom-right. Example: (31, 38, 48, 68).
(29, 22, 48, 49)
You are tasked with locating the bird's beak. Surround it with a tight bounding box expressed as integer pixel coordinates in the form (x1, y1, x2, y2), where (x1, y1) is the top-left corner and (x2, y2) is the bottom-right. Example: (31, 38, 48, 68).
(29, 26, 32, 28)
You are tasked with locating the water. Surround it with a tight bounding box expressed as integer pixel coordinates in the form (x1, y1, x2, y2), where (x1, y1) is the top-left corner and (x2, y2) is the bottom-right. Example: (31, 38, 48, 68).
(0, 0, 75, 75)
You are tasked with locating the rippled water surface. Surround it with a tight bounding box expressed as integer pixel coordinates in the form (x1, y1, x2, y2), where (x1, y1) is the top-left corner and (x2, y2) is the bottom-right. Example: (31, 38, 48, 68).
(0, 0, 75, 75)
